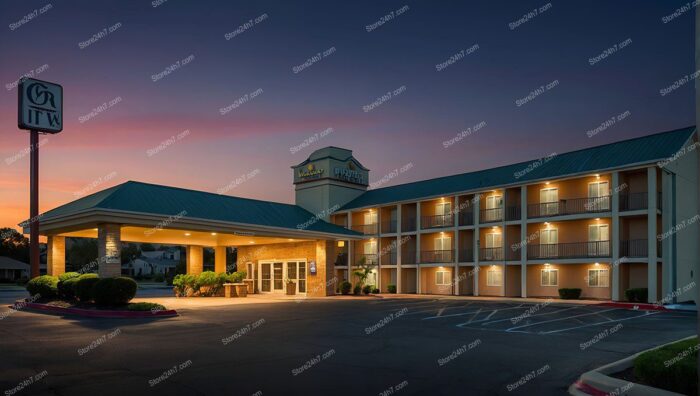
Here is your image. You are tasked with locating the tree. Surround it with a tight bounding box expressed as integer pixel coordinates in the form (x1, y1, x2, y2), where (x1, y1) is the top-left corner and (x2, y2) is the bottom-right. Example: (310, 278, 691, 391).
(121, 243, 141, 264)
(66, 238, 98, 272)
(0, 228, 29, 263)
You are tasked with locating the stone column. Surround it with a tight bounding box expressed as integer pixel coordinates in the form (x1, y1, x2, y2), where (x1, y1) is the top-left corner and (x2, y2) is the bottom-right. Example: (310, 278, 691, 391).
(46, 235, 65, 276)
(98, 224, 121, 278)
(186, 245, 204, 275)
(215, 246, 227, 273)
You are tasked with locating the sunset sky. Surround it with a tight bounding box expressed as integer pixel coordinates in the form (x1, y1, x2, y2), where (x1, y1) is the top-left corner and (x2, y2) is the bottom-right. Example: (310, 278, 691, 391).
(0, 0, 695, 234)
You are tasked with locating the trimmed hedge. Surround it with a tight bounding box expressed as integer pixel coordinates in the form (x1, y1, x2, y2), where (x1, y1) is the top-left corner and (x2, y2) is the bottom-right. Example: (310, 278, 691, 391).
(26, 275, 58, 299)
(625, 288, 648, 303)
(340, 281, 352, 295)
(634, 338, 698, 395)
(127, 302, 166, 312)
(75, 274, 100, 302)
(362, 285, 372, 295)
(371, 288, 380, 294)
(558, 288, 582, 300)
(57, 272, 81, 299)
(387, 284, 397, 294)
(353, 285, 362, 295)
(172, 272, 248, 297)
(93, 277, 138, 306)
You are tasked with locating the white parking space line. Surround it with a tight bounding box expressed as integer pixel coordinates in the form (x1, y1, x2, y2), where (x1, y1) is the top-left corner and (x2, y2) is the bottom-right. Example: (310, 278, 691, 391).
(505, 308, 621, 332)
(422, 305, 526, 322)
(403, 302, 474, 316)
(538, 311, 661, 334)
(480, 306, 581, 326)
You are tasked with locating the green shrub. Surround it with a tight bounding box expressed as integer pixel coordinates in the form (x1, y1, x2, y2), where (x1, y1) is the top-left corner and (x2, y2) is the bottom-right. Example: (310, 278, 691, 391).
(172, 274, 197, 297)
(558, 288, 582, 300)
(195, 271, 220, 296)
(58, 277, 80, 300)
(227, 271, 246, 283)
(372, 288, 380, 294)
(634, 338, 698, 395)
(362, 285, 372, 295)
(153, 273, 165, 283)
(340, 281, 352, 295)
(127, 302, 166, 312)
(387, 284, 397, 294)
(353, 285, 362, 295)
(58, 272, 81, 282)
(625, 288, 648, 303)
(93, 277, 138, 306)
(75, 274, 100, 302)
(26, 275, 58, 299)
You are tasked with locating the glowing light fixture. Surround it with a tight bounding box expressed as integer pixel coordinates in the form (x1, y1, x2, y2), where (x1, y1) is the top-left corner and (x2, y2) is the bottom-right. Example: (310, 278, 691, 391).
(337, 241, 345, 247)
(184, 233, 191, 236)
(211, 232, 217, 236)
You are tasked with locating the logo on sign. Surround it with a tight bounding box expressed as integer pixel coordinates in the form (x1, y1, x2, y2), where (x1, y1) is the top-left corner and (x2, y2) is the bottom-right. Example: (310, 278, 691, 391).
(298, 163, 324, 179)
(18, 78, 63, 133)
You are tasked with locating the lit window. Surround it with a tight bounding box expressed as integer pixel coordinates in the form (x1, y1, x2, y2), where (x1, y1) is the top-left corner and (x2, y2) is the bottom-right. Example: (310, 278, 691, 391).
(435, 270, 451, 286)
(540, 269, 558, 286)
(588, 269, 609, 287)
(486, 269, 502, 286)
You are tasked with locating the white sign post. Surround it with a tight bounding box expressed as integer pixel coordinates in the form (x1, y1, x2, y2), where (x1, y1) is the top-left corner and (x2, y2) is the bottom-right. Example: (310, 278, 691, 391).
(18, 78, 63, 278)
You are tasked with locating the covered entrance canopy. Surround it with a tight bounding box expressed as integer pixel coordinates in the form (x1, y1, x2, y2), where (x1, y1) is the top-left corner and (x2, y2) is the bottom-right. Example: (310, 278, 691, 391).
(23, 181, 362, 296)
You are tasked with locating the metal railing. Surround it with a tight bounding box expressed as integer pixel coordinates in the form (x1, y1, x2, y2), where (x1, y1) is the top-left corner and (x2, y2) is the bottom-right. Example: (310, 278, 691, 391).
(479, 247, 504, 261)
(619, 192, 648, 211)
(420, 250, 454, 263)
(381, 220, 398, 234)
(528, 196, 611, 218)
(350, 223, 378, 235)
(526, 241, 610, 259)
(505, 206, 521, 221)
(480, 208, 503, 223)
(421, 214, 454, 229)
(620, 239, 647, 257)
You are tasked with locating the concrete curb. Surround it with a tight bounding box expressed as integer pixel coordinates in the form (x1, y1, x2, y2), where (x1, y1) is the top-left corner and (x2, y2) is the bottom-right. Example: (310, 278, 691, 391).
(568, 335, 696, 396)
(10, 301, 179, 319)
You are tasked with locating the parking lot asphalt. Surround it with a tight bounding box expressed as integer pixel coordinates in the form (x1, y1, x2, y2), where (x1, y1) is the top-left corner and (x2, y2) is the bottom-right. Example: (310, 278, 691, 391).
(0, 292, 696, 396)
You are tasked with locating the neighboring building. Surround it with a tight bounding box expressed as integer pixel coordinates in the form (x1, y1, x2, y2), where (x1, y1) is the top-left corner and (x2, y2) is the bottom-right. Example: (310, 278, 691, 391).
(0, 257, 30, 281)
(26, 126, 698, 303)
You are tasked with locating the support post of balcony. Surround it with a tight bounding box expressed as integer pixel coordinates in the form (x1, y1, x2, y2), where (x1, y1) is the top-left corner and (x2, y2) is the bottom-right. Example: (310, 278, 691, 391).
(473, 194, 480, 296)
(520, 186, 528, 298)
(376, 208, 381, 290)
(348, 213, 354, 286)
(396, 204, 402, 294)
(647, 166, 658, 303)
(453, 195, 459, 295)
(416, 202, 422, 294)
(501, 189, 507, 297)
(611, 171, 621, 301)
(661, 170, 674, 301)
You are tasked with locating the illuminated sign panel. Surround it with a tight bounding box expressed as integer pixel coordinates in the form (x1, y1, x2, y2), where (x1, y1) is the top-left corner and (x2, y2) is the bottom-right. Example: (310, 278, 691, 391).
(18, 78, 63, 133)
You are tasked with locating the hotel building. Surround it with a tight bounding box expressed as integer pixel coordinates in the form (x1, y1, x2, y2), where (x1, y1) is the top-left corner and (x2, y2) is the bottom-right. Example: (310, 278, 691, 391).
(29, 126, 698, 303)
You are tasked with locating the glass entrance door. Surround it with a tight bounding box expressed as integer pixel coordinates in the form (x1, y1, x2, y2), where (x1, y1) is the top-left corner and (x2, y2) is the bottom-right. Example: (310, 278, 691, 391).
(260, 263, 271, 292)
(272, 262, 284, 292)
(259, 260, 307, 294)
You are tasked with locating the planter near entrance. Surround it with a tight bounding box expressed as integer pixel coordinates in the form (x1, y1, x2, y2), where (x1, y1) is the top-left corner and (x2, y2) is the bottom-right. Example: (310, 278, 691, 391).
(286, 281, 296, 295)
(224, 283, 248, 298)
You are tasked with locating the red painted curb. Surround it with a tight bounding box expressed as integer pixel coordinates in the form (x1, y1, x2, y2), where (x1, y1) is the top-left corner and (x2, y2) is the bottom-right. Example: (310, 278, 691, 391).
(597, 302, 668, 311)
(573, 380, 609, 396)
(11, 302, 178, 318)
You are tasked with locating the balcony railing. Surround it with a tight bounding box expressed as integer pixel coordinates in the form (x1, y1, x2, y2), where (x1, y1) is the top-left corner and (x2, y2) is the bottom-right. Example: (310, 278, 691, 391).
(380, 251, 397, 265)
(458, 248, 474, 262)
(402, 217, 416, 232)
(351, 223, 378, 235)
(479, 247, 504, 261)
(334, 253, 348, 266)
(505, 206, 521, 221)
(421, 214, 454, 229)
(420, 250, 454, 263)
(480, 208, 503, 223)
(459, 211, 474, 226)
(402, 250, 417, 264)
(528, 196, 611, 218)
(619, 192, 648, 211)
(527, 241, 610, 259)
(381, 220, 398, 234)
(356, 254, 378, 265)
(620, 239, 647, 258)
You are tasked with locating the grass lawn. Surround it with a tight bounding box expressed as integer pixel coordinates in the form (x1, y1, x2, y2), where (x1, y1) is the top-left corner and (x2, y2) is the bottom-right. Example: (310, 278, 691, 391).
(633, 337, 698, 395)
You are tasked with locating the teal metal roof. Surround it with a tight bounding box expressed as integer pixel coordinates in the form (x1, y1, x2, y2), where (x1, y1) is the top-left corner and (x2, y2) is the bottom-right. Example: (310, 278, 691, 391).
(38, 181, 361, 237)
(341, 126, 697, 210)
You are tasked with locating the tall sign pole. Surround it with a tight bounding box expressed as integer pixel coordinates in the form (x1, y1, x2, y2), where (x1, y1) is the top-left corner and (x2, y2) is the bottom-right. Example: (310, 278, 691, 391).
(18, 78, 63, 278)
